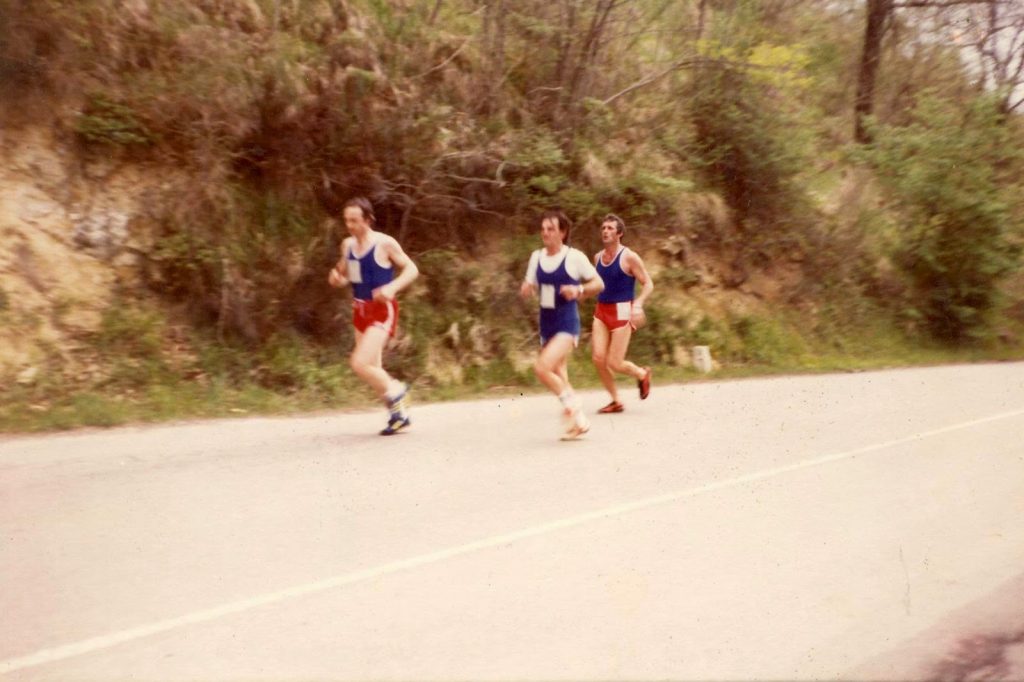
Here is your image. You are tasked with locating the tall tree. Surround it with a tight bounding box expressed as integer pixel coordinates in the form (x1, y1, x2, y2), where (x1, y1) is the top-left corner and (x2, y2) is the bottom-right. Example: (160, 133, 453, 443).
(560, 0, 622, 119)
(509, 0, 631, 127)
(854, 0, 893, 142)
(853, 0, 996, 142)
(478, 0, 508, 113)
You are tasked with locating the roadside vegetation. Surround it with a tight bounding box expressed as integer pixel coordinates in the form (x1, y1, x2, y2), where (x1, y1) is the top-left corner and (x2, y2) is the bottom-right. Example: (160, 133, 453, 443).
(1, 0, 1023, 432)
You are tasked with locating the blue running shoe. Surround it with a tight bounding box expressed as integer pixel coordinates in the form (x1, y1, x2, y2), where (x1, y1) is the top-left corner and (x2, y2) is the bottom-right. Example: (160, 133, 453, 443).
(380, 413, 411, 436)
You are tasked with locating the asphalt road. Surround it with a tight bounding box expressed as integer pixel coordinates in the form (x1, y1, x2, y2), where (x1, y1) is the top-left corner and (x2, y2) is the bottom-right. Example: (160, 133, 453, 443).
(2, 363, 1023, 680)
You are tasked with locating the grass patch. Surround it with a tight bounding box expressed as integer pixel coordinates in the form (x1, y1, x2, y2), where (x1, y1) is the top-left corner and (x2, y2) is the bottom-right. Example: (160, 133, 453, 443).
(2, 341, 1022, 434)
(2, 293, 1023, 434)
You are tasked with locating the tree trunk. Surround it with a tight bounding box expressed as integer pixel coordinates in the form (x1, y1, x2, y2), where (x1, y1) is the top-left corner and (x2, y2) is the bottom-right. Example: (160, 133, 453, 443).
(554, 0, 578, 95)
(854, 0, 893, 143)
(477, 0, 506, 113)
(562, 0, 618, 123)
(493, 0, 506, 84)
(428, 0, 443, 26)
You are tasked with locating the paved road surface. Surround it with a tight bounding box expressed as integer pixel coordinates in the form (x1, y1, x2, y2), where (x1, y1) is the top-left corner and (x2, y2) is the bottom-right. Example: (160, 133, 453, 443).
(2, 363, 1023, 680)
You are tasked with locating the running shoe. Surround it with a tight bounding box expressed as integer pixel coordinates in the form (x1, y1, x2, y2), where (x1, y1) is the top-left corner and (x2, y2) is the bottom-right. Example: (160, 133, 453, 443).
(638, 367, 652, 400)
(561, 413, 590, 440)
(380, 413, 411, 436)
(561, 405, 576, 432)
(559, 392, 581, 429)
(598, 401, 624, 414)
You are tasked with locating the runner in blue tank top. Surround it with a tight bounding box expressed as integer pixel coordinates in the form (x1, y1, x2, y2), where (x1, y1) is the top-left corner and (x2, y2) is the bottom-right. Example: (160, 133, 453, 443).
(591, 214, 654, 414)
(520, 210, 604, 440)
(328, 197, 419, 435)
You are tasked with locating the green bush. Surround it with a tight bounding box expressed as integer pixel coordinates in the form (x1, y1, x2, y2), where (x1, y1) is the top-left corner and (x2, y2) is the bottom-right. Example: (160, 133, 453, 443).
(685, 57, 813, 254)
(97, 305, 164, 360)
(255, 333, 352, 396)
(858, 94, 1023, 341)
(92, 305, 177, 389)
(74, 94, 153, 147)
(730, 315, 808, 364)
(626, 301, 692, 366)
(505, 128, 571, 202)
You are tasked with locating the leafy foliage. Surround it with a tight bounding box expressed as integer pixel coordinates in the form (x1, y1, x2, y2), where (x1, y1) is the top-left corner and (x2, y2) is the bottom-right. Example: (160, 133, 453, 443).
(857, 94, 1023, 341)
(685, 51, 815, 254)
(2, 0, 1023, 426)
(74, 94, 154, 147)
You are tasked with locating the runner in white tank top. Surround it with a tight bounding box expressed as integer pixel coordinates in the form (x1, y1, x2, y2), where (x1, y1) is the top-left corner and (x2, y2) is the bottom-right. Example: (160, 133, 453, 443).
(520, 210, 604, 440)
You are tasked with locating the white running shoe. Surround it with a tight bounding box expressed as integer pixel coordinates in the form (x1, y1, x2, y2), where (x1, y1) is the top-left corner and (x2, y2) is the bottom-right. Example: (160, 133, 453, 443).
(561, 420, 590, 440)
(560, 404, 575, 432)
(561, 406, 590, 440)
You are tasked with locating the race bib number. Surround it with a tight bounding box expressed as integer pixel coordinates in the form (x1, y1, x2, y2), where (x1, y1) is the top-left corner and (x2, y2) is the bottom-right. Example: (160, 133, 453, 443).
(347, 259, 363, 284)
(540, 284, 556, 309)
(616, 301, 632, 321)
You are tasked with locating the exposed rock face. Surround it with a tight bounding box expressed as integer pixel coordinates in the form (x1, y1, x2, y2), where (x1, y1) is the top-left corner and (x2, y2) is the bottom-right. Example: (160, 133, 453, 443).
(71, 208, 131, 259)
(0, 126, 168, 379)
(0, 123, 823, 387)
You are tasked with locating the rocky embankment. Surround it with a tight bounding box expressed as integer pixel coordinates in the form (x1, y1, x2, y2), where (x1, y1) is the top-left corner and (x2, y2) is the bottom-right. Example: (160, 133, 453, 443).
(0, 126, 170, 383)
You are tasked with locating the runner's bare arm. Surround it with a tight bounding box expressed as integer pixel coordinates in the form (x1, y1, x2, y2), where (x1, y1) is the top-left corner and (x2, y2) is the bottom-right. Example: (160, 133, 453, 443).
(372, 237, 419, 301)
(625, 250, 653, 306)
(327, 238, 351, 288)
(559, 273, 604, 301)
(625, 250, 653, 325)
(521, 251, 539, 299)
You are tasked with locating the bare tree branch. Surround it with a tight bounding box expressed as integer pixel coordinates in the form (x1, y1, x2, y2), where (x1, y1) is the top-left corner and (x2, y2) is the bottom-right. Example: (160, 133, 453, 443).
(428, 0, 443, 26)
(602, 58, 706, 106)
(944, 0, 1024, 113)
(601, 56, 783, 107)
(893, 0, 994, 8)
(410, 38, 471, 79)
(439, 173, 506, 186)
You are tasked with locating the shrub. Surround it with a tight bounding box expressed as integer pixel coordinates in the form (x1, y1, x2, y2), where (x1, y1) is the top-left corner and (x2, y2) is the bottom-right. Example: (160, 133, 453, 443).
(97, 305, 164, 360)
(685, 53, 814, 256)
(730, 314, 808, 364)
(74, 94, 153, 147)
(857, 94, 1023, 341)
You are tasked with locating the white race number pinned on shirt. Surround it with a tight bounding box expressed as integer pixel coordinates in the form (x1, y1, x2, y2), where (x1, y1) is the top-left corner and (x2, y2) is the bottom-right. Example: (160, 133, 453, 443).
(540, 284, 556, 309)
(347, 259, 363, 284)
(616, 301, 632, 321)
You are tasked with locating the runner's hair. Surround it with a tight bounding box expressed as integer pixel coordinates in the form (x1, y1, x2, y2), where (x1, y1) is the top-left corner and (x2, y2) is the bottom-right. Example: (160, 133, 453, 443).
(542, 209, 572, 245)
(602, 213, 625, 237)
(344, 197, 376, 225)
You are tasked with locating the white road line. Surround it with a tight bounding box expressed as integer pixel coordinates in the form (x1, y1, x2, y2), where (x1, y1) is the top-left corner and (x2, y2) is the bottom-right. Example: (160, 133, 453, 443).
(3, 407, 1022, 675)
